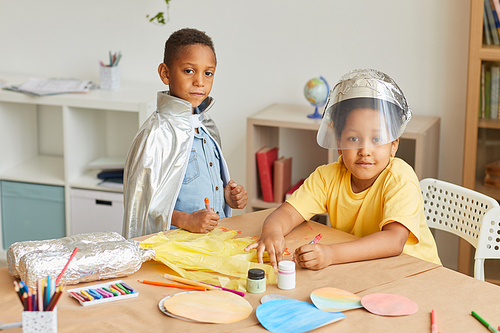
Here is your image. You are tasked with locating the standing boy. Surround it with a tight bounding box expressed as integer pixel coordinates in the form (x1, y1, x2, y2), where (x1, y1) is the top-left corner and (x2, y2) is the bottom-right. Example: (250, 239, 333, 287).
(245, 69, 441, 269)
(123, 28, 247, 239)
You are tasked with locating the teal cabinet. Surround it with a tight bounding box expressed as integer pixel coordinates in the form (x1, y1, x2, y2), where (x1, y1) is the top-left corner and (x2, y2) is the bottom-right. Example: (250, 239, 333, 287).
(1, 181, 65, 250)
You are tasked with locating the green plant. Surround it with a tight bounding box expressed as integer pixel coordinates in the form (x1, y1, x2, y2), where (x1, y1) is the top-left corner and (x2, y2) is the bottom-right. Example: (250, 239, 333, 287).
(147, 0, 171, 25)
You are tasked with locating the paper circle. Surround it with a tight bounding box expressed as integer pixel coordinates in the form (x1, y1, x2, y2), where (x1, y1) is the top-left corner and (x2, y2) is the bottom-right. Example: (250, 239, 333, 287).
(310, 287, 362, 312)
(260, 294, 297, 304)
(256, 299, 345, 333)
(361, 293, 418, 316)
(162, 290, 252, 323)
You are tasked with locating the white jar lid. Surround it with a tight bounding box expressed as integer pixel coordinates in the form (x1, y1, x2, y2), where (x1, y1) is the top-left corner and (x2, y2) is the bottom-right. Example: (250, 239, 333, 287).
(278, 260, 295, 272)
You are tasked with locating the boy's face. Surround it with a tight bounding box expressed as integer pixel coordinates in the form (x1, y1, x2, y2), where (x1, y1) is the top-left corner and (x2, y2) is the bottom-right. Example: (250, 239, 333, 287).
(338, 108, 399, 193)
(158, 44, 216, 109)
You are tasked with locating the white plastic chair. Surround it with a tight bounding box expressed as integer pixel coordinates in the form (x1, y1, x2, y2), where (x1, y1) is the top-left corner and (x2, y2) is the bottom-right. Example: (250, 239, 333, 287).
(420, 178, 500, 280)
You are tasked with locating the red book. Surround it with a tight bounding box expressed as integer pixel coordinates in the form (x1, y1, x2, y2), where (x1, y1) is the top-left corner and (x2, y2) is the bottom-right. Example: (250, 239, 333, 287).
(273, 157, 292, 203)
(285, 178, 305, 200)
(256, 146, 279, 202)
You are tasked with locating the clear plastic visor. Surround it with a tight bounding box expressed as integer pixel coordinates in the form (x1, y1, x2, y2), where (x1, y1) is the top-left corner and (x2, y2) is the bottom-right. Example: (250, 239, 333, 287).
(317, 97, 407, 150)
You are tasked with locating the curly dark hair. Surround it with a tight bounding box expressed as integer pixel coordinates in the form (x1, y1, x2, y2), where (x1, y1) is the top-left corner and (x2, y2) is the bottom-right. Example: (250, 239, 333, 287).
(163, 28, 216, 66)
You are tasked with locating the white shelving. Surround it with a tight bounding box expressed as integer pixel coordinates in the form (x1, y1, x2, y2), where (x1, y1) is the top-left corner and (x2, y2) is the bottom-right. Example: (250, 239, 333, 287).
(246, 103, 440, 212)
(0, 74, 161, 257)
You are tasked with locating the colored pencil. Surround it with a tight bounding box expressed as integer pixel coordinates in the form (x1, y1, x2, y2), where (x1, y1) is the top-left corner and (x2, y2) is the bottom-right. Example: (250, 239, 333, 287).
(13, 281, 23, 302)
(138, 280, 206, 291)
(37, 279, 43, 311)
(46, 289, 63, 311)
(163, 273, 216, 290)
(431, 309, 437, 333)
(199, 282, 246, 297)
(163, 273, 244, 296)
(22, 292, 28, 311)
(472, 311, 499, 333)
(56, 247, 79, 285)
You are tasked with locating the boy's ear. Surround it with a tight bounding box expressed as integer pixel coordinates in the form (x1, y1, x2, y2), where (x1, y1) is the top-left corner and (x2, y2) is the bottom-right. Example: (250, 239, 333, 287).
(391, 138, 400, 157)
(158, 63, 170, 85)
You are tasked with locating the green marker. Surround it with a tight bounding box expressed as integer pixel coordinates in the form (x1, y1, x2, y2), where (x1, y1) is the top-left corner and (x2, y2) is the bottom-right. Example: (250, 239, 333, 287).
(472, 311, 500, 333)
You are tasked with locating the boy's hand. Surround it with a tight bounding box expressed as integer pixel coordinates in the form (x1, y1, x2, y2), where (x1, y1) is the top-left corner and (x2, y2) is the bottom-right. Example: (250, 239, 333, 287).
(224, 180, 247, 209)
(175, 209, 220, 233)
(294, 244, 333, 270)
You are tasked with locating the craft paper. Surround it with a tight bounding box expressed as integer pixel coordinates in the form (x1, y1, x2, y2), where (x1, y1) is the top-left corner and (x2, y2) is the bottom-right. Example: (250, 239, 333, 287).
(140, 226, 276, 291)
(361, 293, 418, 316)
(256, 299, 345, 333)
(260, 294, 297, 304)
(310, 287, 363, 312)
(162, 290, 252, 324)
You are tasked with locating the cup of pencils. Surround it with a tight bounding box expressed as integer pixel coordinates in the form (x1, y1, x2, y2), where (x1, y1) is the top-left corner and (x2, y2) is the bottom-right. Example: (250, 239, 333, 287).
(15, 277, 62, 333)
(99, 51, 122, 90)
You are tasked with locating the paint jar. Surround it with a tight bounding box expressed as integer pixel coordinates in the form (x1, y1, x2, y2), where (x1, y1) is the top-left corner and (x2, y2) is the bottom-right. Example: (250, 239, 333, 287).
(277, 260, 296, 290)
(246, 268, 266, 293)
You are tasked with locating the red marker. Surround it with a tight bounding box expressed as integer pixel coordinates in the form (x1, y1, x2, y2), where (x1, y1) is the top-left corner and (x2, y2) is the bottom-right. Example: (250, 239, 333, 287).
(204, 197, 211, 212)
(431, 309, 437, 333)
(309, 234, 322, 244)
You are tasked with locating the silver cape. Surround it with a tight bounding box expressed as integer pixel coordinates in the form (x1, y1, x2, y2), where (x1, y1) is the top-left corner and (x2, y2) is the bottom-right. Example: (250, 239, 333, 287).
(122, 91, 231, 239)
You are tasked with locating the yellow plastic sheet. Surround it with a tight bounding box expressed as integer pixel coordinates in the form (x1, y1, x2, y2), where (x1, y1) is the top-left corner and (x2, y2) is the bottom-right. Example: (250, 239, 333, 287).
(140, 226, 276, 291)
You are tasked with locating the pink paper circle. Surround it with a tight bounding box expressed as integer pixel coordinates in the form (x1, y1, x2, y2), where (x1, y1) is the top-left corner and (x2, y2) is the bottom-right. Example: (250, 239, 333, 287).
(361, 293, 418, 316)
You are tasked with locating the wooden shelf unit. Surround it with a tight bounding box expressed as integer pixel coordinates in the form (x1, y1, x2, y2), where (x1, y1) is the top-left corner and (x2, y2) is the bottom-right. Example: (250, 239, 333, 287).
(463, 0, 500, 276)
(246, 103, 440, 212)
(0, 74, 159, 257)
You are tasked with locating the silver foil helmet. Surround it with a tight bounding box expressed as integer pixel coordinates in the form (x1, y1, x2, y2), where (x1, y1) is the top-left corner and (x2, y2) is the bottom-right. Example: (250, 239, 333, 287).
(316, 69, 412, 150)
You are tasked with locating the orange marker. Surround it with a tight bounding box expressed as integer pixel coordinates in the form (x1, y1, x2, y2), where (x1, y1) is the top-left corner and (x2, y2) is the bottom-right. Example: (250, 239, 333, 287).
(204, 197, 211, 212)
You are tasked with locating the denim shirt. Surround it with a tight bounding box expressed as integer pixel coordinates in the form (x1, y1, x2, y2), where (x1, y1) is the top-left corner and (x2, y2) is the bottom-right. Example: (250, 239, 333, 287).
(174, 125, 226, 219)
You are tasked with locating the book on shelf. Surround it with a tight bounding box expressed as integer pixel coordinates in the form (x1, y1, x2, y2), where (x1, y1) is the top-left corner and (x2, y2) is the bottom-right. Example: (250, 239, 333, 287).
(491, 66, 499, 119)
(256, 146, 279, 202)
(485, 0, 500, 45)
(478, 64, 500, 119)
(285, 179, 305, 200)
(97, 169, 124, 180)
(273, 156, 292, 203)
(485, 5, 493, 45)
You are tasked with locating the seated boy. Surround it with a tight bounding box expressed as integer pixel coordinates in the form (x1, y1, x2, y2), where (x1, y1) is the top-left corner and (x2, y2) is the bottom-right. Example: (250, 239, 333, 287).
(245, 69, 441, 269)
(123, 28, 247, 239)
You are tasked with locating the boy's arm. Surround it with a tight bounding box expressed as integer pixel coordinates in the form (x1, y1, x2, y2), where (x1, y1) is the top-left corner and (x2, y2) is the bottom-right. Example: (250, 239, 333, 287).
(244, 202, 305, 269)
(224, 180, 247, 209)
(171, 209, 220, 233)
(295, 222, 410, 270)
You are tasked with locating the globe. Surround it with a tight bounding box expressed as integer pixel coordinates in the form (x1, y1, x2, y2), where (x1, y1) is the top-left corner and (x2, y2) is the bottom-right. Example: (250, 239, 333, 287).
(304, 76, 329, 118)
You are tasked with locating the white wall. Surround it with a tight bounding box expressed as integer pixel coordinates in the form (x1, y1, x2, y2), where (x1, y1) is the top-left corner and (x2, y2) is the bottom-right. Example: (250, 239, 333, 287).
(0, 0, 471, 267)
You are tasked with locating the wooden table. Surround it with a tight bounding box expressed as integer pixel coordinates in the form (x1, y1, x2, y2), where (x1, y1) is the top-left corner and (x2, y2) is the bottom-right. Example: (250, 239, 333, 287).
(1, 209, 499, 332)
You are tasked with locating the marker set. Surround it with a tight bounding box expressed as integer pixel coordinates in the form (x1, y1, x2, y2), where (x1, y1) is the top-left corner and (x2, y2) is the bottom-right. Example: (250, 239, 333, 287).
(68, 280, 139, 306)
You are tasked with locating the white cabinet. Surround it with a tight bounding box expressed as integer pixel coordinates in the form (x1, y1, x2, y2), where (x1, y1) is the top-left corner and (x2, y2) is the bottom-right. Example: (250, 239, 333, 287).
(246, 104, 440, 212)
(70, 189, 124, 235)
(0, 74, 161, 257)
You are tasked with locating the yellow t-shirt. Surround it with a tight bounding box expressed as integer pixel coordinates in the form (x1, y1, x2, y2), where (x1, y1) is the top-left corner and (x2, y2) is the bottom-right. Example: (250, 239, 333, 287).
(287, 156, 441, 265)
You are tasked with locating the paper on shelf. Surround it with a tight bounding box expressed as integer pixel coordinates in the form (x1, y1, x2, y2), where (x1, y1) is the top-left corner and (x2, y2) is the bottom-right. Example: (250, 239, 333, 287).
(87, 157, 126, 170)
(3, 77, 94, 96)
